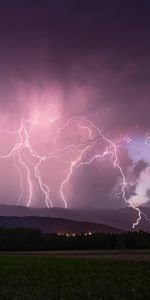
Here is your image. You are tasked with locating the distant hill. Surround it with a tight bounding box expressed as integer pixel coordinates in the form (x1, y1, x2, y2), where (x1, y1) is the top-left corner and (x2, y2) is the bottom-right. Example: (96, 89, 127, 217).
(0, 216, 121, 234)
(0, 204, 149, 231)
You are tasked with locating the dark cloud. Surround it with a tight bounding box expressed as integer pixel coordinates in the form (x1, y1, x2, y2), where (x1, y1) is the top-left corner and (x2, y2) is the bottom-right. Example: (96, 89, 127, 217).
(0, 1, 150, 209)
(134, 160, 148, 178)
(0, 1, 149, 132)
(70, 158, 122, 209)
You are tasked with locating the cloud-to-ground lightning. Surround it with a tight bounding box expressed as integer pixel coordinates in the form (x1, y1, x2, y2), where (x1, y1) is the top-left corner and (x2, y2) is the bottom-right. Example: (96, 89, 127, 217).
(53, 116, 148, 228)
(0, 111, 148, 228)
(0, 115, 52, 208)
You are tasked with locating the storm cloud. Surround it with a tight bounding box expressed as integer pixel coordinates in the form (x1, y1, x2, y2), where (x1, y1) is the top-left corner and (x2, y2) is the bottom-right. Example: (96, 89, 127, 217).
(0, 1, 150, 208)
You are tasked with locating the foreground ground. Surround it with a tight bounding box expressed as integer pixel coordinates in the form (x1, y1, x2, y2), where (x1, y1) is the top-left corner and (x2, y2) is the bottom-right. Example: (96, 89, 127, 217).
(0, 254, 150, 299)
(2, 249, 150, 260)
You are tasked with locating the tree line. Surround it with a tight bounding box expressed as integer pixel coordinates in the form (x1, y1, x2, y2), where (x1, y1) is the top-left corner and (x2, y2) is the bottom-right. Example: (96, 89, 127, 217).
(0, 228, 150, 251)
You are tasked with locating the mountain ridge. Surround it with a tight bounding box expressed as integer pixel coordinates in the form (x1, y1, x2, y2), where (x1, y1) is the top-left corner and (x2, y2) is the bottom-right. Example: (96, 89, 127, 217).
(0, 215, 122, 234)
(0, 204, 149, 231)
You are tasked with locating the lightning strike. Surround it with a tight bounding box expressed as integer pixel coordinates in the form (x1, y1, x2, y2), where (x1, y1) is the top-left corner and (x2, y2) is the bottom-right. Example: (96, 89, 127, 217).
(0, 115, 53, 208)
(56, 116, 146, 228)
(0, 111, 148, 228)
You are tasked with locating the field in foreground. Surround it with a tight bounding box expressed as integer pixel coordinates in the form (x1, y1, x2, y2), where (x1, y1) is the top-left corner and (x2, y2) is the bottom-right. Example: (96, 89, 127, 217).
(0, 256, 150, 300)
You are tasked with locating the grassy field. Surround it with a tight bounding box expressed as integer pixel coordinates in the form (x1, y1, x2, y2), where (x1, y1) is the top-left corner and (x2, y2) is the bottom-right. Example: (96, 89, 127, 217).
(0, 255, 150, 300)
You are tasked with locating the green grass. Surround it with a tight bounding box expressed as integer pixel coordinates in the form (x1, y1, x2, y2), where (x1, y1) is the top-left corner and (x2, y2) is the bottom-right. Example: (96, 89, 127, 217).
(0, 256, 150, 300)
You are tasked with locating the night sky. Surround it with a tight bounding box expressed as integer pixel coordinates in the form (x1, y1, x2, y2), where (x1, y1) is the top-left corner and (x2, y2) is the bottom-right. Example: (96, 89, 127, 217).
(0, 0, 150, 214)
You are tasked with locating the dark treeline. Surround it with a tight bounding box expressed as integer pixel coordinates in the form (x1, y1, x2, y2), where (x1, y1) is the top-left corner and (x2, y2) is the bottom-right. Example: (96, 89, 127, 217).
(0, 228, 150, 251)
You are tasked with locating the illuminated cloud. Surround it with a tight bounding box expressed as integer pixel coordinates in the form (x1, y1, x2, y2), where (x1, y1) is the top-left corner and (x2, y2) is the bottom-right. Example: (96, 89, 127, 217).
(0, 0, 149, 228)
(126, 138, 150, 207)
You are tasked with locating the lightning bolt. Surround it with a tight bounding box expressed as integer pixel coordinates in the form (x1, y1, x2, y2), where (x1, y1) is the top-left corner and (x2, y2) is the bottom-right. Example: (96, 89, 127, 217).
(55, 116, 147, 228)
(0, 111, 148, 229)
(0, 115, 52, 208)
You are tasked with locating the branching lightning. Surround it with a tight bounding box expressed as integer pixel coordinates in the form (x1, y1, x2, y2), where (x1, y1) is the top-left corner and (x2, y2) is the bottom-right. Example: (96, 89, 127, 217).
(54, 116, 147, 228)
(0, 115, 52, 208)
(0, 111, 148, 228)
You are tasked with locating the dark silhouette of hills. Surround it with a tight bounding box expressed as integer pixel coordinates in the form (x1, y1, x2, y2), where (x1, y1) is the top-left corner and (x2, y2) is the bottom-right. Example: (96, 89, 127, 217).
(0, 204, 149, 231)
(0, 216, 120, 234)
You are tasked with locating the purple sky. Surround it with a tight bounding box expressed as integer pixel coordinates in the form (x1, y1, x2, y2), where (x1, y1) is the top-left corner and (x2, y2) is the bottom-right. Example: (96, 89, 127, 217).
(0, 1, 150, 210)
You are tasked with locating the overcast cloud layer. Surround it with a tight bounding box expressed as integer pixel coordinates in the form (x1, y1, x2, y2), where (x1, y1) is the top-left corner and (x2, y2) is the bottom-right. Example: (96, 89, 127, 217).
(0, 1, 150, 208)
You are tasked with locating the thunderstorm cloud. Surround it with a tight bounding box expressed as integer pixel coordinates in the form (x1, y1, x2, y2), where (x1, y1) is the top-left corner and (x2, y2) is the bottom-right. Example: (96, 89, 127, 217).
(0, 0, 150, 209)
